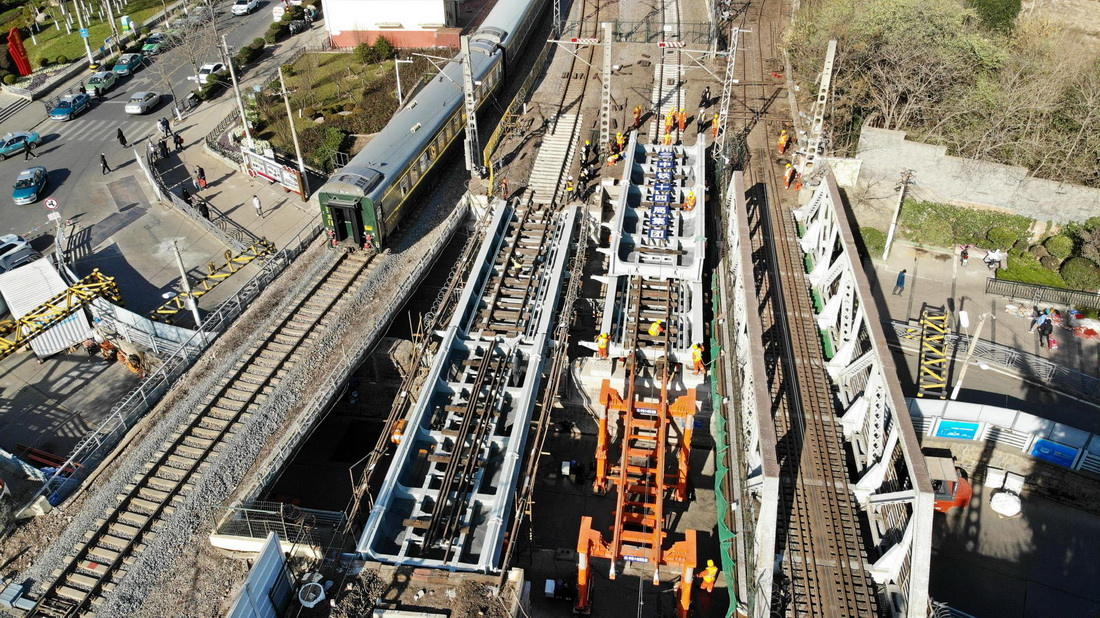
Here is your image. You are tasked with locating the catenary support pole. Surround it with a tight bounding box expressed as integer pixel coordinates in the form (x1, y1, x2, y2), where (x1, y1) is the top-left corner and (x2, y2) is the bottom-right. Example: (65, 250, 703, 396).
(950, 313, 989, 400)
(223, 34, 253, 150)
(882, 169, 913, 260)
(279, 65, 310, 200)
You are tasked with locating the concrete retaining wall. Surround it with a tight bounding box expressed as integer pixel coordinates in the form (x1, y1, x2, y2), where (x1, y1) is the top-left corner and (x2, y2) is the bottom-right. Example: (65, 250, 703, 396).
(851, 127, 1100, 225)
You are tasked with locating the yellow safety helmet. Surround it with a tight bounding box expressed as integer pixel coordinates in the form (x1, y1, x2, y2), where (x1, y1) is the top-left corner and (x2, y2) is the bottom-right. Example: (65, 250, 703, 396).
(707, 559, 715, 567)
(785, 163, 792, 168)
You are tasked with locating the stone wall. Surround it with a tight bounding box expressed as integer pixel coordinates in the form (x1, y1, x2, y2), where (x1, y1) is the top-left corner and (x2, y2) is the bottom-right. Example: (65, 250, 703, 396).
(849, 127, 1100, 225)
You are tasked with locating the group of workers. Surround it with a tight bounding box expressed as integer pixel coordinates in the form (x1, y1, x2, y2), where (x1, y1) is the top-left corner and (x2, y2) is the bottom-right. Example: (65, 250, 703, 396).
(595, 326, 707, 376)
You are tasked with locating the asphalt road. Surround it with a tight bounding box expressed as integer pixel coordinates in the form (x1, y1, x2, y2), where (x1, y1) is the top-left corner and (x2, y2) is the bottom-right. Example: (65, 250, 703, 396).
(0, 2, 275, 247)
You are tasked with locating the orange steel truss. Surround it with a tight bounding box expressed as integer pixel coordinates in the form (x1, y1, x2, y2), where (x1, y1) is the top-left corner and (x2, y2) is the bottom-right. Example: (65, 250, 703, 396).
(575, 362, 698, 616)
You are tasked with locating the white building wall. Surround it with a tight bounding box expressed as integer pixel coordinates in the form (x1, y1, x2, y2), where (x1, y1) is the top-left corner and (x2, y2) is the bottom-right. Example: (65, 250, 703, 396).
(327, 0, 448, 34)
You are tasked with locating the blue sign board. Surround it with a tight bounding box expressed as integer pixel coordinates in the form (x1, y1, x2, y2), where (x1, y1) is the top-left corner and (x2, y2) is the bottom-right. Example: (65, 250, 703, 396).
(935, 420, 981, 440)
(1030, 438, 1079, 468)
(80, 28, 89, 38)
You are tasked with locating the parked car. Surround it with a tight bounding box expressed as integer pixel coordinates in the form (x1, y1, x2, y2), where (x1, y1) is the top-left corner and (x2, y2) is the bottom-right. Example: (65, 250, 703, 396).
(142, 31, 180, 55)
(0, 132, 40, 160)
(12, 166, 47, 205)
(87, 71, 118, 95)
(232, 0, 259, 15)
(190, 62, 227, 85)
(112, 53, 144, 76)
(125, 91, 161, 115)
(0, 246, 42, 274)
(49, 94, 91, 121)
(0, 234, 31, 262)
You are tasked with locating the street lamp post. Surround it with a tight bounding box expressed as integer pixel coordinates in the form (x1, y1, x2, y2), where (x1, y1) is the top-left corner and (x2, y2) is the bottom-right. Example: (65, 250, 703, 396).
(278, 65, 310, 201)
(393, 56, 413, 106)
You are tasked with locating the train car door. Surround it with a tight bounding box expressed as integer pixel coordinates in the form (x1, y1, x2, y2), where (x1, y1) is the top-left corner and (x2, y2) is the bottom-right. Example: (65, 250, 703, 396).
(329, 201, 366, 247)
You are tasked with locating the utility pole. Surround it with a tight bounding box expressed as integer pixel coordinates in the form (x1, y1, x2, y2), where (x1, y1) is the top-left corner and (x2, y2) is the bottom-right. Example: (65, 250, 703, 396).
(950, 312, 989, 400)
(73, 0, 94, 66)
(393, 55, 413, 106)
(599, 22, 612, 154)
(460, 35, 481, 177)
(800, 39, 837, 180)
(103, 0, 121, 54)
(278, 65, 310, 201)
(713, 24, 744, 160)
(223, 35, 253, 150)
(882, 169, 914, 260)
(172, 240, 207, 343)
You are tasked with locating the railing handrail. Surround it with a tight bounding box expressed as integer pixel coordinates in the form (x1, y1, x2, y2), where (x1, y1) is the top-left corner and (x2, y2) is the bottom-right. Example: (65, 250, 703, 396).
(985, 277, 1100, 310)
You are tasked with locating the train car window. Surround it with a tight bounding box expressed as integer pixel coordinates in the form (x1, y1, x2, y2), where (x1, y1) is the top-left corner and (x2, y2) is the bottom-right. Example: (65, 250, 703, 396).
(420, 151, 430, 174)
(400, 176, 410, 197)
(429, 143, 439, 160)
(452, 115, 462, 133)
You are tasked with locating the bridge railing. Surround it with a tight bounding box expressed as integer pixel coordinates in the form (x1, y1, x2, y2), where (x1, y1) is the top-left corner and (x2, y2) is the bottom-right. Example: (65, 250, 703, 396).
(985, 277, 1100, 310)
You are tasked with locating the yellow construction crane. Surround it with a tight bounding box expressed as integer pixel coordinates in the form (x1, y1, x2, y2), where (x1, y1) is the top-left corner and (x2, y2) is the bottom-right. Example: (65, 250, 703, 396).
(0, 269, 122, 361)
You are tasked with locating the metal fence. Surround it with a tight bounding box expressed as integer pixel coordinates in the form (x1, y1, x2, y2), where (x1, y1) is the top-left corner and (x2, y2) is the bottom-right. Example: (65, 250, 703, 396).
(214, 501, 346, 546)
(986, 277, 1100, 310)
(35, 217, 324, 508)
(885, 320, 1100, 406)
(206, 109, 245, 164)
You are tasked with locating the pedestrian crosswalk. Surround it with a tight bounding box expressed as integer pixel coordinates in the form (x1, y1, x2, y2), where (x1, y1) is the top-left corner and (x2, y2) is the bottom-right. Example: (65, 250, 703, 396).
(43, 116, 164, 144)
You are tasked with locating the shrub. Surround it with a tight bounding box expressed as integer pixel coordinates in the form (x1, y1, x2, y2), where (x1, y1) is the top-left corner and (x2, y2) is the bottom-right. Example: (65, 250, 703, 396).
(372, 36, 395, 61)
(1060, 257, 1100, 291)
(898, 200, 1031, 249)
(253, 37, 266, 48)
(56, 54, 68, 64)
(1, 73, 14, 85)
(1040, 255, 1061, 270)
(987, 226, 1019, 249)
(1043, 235, 1074, 260)
(303, 106, 316, 118)
(265, 22, 288, 44)
(194, 80, 223, 101)
(1029, 244, 1049, 260)
(354, 41, 377, 65)
(38, 57, 49, 68)
(859, 227, 886, 258)
(1010, 239, 1029, 255)
(969, 0, 1022, 31)
(343, 102, 355, 112)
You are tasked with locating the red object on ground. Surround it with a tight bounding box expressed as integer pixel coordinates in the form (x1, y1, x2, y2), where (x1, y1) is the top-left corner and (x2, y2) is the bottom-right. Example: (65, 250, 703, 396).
(8, 28, 31, 76)
(934, 474, 973, 513)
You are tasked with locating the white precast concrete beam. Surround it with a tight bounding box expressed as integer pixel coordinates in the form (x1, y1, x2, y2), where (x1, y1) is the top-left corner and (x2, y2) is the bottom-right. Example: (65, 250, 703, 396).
(839, 394, 868, 441)
(869, 514, 915, 585)
(853, 422, 900, 505)
(868, 489, 917, 506)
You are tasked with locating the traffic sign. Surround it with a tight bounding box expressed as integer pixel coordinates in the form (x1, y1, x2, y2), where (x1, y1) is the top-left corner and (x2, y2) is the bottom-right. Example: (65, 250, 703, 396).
(44, 198, 58, 210)
(47, 212, 61, 222)
(658, 41, 686, 48)
(80, 28, 89, 38)
(570, 37, 600, 45)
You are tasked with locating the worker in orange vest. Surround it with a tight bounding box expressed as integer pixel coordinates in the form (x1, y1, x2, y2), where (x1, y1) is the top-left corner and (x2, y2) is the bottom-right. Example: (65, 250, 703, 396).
(606, 152, 621, 167)
(633, 105, 643, 130)
(596, 333, 610, 359)
(683, 190, 696, 211)
(712, 118, 720, 139)
(616, 131, 625, 153)
(778, 129, 791, 154)
(664, 111, 675, 134)
(677, 107, 687, 132)
(691, 343, 705, 375)
(663, 133, 674, 146)
(700, 560, 719, 592)
(648, 320, 666, 337)
(784, 163, 797, 189)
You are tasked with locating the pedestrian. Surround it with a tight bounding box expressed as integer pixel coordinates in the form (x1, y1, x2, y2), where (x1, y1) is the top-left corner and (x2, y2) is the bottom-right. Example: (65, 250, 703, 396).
(24, 143, 37, 160)
(180, 187, 192, 206)
(79, 84, 86, 95)
(197, 200, 210, 219)
(117, 127, 127, 148)
(1029, 309, 1049, 333)
(252, 194, 263, 218)
(100, 152, 111, 174)
(196, 166, 207, 189)
(1038, 319, 1054, 348)
(147, 141, 157, 165)
(699, 86, 710, 108)
(94, 86, 102, 101)
(892, 269, 907, 295)
(173, 132, 184, 152)
(158, 138, 168, 160)
(700, 560, 719, 593)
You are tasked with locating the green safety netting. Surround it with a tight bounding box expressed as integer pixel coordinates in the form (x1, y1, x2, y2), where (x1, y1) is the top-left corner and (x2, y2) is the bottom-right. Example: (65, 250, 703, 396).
(711, 282, 738, 617)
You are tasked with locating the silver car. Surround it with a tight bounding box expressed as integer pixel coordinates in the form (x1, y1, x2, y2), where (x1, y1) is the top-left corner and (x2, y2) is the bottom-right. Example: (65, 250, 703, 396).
(125, 91, 161, 115)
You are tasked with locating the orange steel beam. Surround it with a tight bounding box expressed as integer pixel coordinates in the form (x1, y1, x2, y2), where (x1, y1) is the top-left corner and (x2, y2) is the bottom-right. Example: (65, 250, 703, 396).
(608, 361, 640, 576)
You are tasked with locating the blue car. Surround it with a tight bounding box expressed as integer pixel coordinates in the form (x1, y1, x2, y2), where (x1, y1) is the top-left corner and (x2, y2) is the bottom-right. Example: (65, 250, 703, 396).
(13, 166, 47, 205)
(0, 132, 40, 160)
(113, 53, 144, 76)
(50, 93, 91, 121)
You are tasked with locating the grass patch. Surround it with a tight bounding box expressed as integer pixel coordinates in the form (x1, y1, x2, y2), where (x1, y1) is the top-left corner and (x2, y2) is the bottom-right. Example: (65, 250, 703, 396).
(897, 199, 1032, 249)
(996, 251, 1067, 287)
(9, 1, 163, 67)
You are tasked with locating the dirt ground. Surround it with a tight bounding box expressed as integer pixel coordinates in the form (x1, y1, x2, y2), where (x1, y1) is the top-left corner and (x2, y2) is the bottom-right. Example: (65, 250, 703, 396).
(1023, 0, 1100, 54)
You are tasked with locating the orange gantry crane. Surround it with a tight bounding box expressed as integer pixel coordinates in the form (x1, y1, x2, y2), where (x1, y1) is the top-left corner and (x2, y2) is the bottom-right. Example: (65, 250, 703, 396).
(575, 359, 699, 616)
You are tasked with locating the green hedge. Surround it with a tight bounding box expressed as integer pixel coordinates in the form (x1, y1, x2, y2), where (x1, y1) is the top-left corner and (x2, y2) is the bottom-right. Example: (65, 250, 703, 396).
(1044, 235, 1075, 260)
(1060, 257, 1100, 291)
(859, 226, 886, 258)
(898, 200, 1031, 249)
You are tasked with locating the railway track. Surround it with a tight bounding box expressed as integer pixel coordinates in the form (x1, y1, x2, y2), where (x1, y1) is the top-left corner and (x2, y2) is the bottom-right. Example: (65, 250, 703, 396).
(648, 0, 684, 145)
(27, 250, 377, 617)
(737, 0, 881, 614)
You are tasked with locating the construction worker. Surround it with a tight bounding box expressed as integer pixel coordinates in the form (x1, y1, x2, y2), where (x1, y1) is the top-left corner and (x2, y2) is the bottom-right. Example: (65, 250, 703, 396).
(596, 333, 610, 359)
(691, 343, 705, 375)
(583, 139, 592, 159)
(683, 189, 696, 211)
(677, 107, 687, 132)
(633, 105, 643, 129)
(700, 560, 719, 592)
(648, 319, 666, 337)
(616, 131, 625, 153)
(784, 163, 797, 189)
(699, 86, 711, 108)
(712, 118, 720, 139)
(566, 176, 576, 200)
(663, 132, 674, 146)
(777, 129, 791, 154)
(391, 419, 408, 444)
(664, 110, 675, 134)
